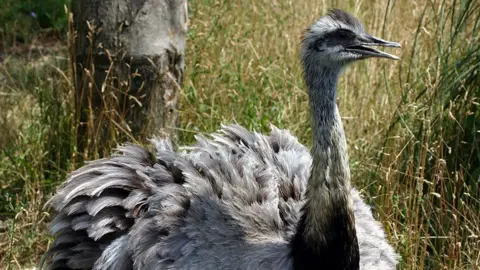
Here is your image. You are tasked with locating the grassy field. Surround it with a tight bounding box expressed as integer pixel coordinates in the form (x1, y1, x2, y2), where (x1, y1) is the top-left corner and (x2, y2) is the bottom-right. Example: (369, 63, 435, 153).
(1, 0, 479, 269)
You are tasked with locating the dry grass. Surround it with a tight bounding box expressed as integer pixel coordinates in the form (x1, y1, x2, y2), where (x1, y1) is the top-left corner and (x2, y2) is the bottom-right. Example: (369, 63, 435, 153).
(0, 0, 479, 269)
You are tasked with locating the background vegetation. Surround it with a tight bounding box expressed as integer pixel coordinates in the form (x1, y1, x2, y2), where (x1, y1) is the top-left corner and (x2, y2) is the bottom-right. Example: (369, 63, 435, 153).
(0, 0, 479, 269)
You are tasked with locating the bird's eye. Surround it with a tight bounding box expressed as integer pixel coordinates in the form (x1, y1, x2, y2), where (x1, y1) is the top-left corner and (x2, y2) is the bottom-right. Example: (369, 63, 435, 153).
(314, 38, 325, 52)
(337, 29, 353, 39)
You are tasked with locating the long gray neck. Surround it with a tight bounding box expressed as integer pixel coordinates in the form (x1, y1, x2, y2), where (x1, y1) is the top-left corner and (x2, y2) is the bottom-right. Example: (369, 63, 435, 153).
(291, 63, 359, 270)
(305, 63, 354, 236)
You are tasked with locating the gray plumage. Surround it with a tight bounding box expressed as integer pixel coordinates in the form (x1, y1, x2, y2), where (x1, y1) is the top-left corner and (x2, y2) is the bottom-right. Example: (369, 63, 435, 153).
(41, 9, 400, 270)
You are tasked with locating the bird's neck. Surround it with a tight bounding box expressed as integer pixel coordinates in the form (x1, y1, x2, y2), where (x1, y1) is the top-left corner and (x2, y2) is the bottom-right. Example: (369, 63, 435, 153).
(291, 64, 359, 270)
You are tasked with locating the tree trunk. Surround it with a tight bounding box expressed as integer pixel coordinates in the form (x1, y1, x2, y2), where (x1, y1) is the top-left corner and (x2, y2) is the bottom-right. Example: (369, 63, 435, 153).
(71, 0, 187, 156)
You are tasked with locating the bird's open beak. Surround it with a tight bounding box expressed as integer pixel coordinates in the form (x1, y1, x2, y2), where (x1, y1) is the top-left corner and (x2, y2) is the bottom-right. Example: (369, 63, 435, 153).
(345, 35, 401, 60)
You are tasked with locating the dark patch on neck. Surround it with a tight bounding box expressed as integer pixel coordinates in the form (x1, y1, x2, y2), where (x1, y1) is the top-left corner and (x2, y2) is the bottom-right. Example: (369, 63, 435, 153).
(290, 205, 359, 270)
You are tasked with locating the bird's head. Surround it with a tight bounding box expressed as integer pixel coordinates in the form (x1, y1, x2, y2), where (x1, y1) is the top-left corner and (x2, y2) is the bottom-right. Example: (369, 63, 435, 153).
(301, 9, 401, 67)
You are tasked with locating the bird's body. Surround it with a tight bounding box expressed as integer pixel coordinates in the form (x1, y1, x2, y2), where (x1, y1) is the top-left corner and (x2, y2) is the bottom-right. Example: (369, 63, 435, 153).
(43, 125, 397, 270)
(42, 9, 400, 270)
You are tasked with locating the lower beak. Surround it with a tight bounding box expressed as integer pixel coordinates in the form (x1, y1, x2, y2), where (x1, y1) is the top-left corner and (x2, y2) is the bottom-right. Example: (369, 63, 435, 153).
(346, 36, 401, 60)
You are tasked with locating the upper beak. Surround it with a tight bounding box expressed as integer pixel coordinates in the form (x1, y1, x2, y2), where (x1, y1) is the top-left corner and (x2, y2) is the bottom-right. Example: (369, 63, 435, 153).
(345, 35, 402, 60)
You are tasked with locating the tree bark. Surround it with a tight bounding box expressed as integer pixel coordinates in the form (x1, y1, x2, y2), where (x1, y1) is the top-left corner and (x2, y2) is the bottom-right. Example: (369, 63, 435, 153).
(71, 0, 187, 156)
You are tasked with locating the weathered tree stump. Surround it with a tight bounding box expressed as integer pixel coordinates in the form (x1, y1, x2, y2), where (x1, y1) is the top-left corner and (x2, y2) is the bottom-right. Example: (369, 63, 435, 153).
(71, 0, 187, 156)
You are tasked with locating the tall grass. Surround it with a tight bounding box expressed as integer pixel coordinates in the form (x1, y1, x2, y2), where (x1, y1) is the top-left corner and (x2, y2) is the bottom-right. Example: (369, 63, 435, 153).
(0, 0, 70, 49)
(0, 0, 479, 269)
(376, 1, 480, 268)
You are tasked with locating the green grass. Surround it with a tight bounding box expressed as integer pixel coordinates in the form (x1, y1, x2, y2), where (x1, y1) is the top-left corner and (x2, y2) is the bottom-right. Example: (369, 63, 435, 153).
(0, 0, 70, 48)
(1, 0, 479, 269)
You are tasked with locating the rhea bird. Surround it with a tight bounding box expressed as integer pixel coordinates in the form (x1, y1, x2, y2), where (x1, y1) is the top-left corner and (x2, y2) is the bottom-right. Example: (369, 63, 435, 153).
(41, 9, 400, 270)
